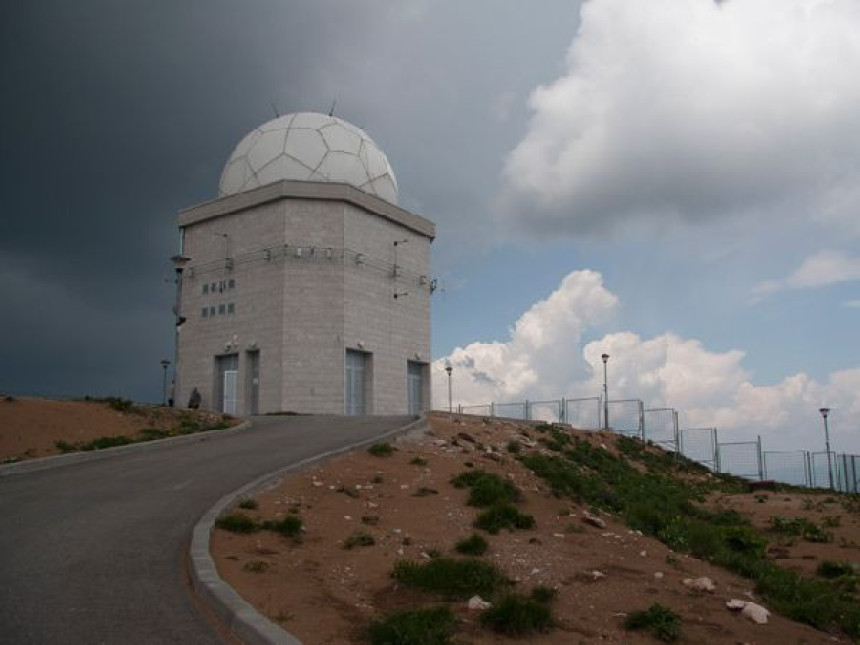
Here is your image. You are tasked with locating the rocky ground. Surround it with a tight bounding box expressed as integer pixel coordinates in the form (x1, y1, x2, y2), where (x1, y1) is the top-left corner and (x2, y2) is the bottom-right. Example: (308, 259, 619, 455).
(0, 395, 236, 462)
(212, 413, 860, 644)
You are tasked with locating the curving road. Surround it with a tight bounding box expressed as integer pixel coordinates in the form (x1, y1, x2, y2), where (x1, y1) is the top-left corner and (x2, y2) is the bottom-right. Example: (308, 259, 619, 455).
(0, 415, 414, 644)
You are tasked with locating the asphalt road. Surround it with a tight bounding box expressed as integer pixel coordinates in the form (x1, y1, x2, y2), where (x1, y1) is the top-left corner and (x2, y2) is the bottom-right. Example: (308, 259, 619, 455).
(0, 415, 414, 644)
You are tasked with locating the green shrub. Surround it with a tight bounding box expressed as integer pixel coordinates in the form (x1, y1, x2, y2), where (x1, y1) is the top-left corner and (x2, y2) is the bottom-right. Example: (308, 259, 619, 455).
(80, 435, 134, 451)
(54, 440, 75, 453)
(215, 513, 259, 534)
(139, 427, 171, 440)
(238, 498, 259, 510)
(623, 604, 681, 642)
(474, 503, 535, 534)
(451, 470, 521, 507)
(455, 533, 489, 556)
(343, 531, 375, 549)
(480, 594, 554, 636)
(530, 586, 557, 604)
(506, 440, 521, 454)
(367, 606, 456, 645)
(409, 456, 429, 466)
(391, 558, 509, 600)
(368, 442, 394, 457)
(818, 560, 855, 579)
(243, 560, 269, 573)
(261, 515, 303, 540)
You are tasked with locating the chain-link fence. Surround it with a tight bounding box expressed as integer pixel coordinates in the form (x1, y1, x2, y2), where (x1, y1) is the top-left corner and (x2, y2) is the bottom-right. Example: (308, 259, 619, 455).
(563, 397, 602, 430)
(679, 428, 719, 471)
(447, 396, 857, 490)
(643, 408, 679, 451)
(717, 439, 763, 480)
(763, 451, 810, 487)
(606, 399, 644, 437)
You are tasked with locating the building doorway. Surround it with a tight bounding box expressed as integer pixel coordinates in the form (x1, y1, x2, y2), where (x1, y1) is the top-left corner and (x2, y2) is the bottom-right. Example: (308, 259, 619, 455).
(407, 361, 425, 415)
(246, 350, 260, 415)
(216, 354, 239, 414)
(345, 350, 368, 415)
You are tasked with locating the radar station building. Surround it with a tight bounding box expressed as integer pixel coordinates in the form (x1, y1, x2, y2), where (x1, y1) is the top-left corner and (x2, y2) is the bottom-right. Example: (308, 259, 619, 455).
(173, 112, 434, 416)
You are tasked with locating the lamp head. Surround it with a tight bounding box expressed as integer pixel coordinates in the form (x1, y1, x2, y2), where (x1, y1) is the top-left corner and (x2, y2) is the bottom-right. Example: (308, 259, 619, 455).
(601, 353, 609, 364)
(445, 363, 453, 375)
(819, 407, 830, 418)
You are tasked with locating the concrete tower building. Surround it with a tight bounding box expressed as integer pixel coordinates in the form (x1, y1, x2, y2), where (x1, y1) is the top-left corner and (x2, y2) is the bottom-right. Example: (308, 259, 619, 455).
(173, 113, 434, 416)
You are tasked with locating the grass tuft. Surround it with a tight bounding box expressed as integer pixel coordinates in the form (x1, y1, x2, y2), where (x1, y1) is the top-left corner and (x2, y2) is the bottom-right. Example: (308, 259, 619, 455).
(261, 515, 303, 541)
(480, 594, 554, 636)
(623, 603, 681, 642)
(238, 498, 259, 510)
(368, 442, 395, 457)
(391, 558, 509, 600)
(454, 533, 489, 556)
(215, 513, 259, 534)
(474, 503, 535, 535)
(367, 606, 456, 645)
(451, 470, 521, 507)
(343, 531, 375, 549)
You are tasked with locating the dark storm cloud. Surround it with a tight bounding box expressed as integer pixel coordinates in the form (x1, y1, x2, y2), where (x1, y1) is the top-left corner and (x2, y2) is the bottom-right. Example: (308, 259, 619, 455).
(0, 0, 580, 400)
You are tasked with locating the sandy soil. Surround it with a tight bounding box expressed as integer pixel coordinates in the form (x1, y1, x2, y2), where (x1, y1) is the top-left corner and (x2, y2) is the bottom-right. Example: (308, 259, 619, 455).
(0, 396, 236, 462)
(212, 413, 860, 644)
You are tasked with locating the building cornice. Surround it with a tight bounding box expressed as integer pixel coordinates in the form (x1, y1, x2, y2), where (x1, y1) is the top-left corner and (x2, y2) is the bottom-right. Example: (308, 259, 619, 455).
(178, 180, 435, 240)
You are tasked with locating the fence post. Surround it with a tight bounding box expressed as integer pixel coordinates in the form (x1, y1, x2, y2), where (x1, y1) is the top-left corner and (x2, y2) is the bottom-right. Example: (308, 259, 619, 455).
(524, 400, 530, 421)
(756, 435, 764, 481)
(638, 401, 645, 440)
(672, 410, 680, 455)
(713, 429, 721, 473)
(559, 399, 565, 424)
(804, 451, 812, 488)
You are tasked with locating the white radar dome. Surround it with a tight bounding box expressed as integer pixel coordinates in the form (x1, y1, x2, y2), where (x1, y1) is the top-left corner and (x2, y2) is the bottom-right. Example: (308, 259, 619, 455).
(219, 112, 398, 204)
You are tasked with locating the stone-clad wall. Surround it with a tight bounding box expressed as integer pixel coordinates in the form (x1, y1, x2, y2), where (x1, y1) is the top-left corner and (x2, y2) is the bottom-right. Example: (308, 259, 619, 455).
(176, 181, 433, 415)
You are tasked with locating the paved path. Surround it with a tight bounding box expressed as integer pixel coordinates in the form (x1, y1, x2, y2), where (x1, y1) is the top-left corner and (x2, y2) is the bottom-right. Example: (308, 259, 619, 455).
(0, 415, 414, 644)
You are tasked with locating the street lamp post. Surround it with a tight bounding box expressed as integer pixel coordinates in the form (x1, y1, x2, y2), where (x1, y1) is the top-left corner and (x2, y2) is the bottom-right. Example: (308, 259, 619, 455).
(819, 407, 834, 490)
(445, 363, 453, 419)
(601, 353, 610, 430)
(160, 359, 171, 406)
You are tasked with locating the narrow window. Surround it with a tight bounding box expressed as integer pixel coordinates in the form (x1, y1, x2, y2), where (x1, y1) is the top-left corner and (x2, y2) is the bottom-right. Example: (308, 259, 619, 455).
(227, 303, 235, 314)
(228, 278, 235, 289)
(218, 304, 226, 315)
(202, 308, 208, 318)
(209, 306, 216, 317)
(202, 283, 209, 295)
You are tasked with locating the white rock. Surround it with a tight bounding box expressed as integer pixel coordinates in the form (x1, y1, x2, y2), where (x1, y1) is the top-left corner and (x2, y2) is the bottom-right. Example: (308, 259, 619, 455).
(590, 570, 606, 580)
(582, 511, 606, 529)
(312, 481, 324, 487)
(553, 533, 565, 538)
(741, 602, 770, 625)
(726, 599, 747, 611)
(683, 577, 716, 593)
(640, 550, 648, 557)
(467, 596, 492, 610)
(654, 572, 664, 580)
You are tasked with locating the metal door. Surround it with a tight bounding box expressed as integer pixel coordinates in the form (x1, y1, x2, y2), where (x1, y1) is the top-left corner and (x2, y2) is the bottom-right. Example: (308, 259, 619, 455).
(407, 361, 423, 414)
(345, 350, 366, 415)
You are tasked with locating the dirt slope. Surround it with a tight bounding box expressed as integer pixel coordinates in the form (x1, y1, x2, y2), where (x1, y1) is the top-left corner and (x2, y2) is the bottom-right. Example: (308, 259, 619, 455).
(212, 413, 860, 644)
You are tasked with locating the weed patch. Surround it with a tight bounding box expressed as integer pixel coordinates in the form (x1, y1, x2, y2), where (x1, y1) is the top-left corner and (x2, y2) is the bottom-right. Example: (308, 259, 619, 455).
(261, 515, 303, 541)
(391, 558, 509, 600)
(368, 442, 395, 457)
(474, 503, 535, 534)
(454, 533, 489, 556)
(480, 593, 554, 636)
(451, 470, 521, 507)
(238, 498, 259, 510)
(343, 532, 375, 549)
(367, 606, 455, 645)
(409, 456, 428, 466)
(216, 513, 259, 534)
(623, 603, 681, 642)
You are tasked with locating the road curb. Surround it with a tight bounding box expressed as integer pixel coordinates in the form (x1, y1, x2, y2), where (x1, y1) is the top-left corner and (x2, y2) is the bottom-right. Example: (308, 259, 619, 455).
(188, 414, 430, 645)
(0, 421, 252, 477)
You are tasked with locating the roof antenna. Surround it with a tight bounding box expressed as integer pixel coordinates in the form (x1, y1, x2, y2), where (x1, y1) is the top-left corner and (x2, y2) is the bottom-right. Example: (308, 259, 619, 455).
(328, 99, 337, 117)
(270, 101, 280, 118)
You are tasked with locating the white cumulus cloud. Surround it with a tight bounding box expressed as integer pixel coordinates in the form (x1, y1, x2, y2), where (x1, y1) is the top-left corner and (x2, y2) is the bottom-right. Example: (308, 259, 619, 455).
(434, 268, 860, 453)
(502, 0, 860, 236)
(752, 249, 860, 298)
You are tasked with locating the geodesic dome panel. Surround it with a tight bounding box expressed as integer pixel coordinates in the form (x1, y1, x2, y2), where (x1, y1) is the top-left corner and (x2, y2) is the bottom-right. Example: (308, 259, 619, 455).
(218, 112, 398, 204)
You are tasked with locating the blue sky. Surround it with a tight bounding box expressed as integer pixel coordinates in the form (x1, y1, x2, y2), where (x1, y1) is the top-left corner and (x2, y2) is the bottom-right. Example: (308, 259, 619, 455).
(1, 0, 858, 453)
